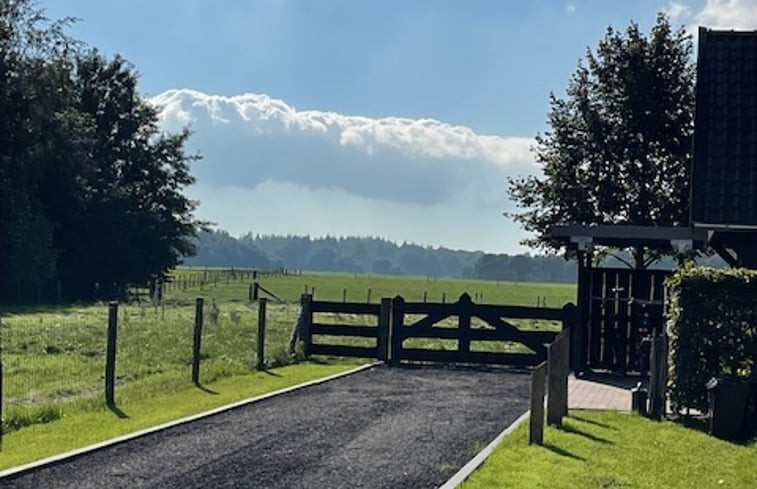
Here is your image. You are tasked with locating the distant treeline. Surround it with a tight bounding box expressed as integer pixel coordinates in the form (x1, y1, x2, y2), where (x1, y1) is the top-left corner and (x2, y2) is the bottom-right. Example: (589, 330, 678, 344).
(185, 231, 579, 283)
(186, 231, 729, 283)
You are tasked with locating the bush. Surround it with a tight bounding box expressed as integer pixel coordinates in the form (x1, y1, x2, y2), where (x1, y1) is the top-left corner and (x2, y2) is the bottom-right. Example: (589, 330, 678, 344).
(666, 266, 757, 411)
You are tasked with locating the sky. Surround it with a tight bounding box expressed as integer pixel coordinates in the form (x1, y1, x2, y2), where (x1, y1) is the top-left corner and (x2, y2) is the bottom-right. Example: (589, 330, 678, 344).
(42, 0, 757, 254)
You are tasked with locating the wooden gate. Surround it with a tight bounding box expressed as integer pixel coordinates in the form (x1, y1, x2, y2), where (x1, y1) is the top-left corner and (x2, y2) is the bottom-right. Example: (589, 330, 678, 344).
(298, 293, 577, 367)
(582, 268, 669, 372)
(390, 293, 576, 367)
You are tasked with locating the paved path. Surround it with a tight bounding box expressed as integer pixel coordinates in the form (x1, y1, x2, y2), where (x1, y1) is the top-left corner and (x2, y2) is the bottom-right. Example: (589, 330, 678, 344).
(0, 365, 531, 489)
(569, 373, 635, 412)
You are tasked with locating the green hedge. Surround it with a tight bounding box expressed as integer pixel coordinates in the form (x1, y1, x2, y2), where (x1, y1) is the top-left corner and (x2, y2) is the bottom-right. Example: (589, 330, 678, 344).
(666, 266, 757, 411)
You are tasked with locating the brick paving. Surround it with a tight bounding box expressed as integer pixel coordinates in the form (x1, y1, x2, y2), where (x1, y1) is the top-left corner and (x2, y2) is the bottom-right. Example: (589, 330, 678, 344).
(568, 373, 637, 412)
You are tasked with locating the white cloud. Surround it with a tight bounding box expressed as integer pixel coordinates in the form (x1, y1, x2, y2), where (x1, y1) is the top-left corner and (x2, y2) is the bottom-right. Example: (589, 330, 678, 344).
(696, 0, 757, 28)
(152, 89, 533, 168)
(148, 89, 538, 252)
(665, 1, 692, 20)
(679, 0, 757, 29)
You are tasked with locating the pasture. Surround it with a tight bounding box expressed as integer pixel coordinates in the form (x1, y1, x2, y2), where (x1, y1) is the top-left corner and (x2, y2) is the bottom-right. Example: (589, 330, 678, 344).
(0, 270, 574, 463)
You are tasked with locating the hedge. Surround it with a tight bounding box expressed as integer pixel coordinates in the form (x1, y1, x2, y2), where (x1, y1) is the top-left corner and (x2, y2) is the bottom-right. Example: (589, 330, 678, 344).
(666, 266, 757, 412)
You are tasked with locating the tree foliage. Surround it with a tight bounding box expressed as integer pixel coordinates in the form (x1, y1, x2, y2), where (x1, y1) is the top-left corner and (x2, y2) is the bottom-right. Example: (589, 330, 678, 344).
(508, 14, 695, 268)
(0, 0, 201, 302)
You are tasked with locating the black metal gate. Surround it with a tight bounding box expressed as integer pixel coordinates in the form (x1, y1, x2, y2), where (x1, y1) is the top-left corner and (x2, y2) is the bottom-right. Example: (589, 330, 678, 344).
(578, 268, 670, 372)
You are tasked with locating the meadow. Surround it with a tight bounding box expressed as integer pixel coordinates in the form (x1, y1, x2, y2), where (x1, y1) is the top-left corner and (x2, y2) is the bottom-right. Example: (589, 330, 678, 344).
(0, 269, 575, 460)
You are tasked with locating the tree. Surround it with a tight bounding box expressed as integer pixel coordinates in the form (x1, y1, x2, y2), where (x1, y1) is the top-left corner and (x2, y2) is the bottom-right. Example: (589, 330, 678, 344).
(0, 1, 203, 302)
(508, 14, 695, 269)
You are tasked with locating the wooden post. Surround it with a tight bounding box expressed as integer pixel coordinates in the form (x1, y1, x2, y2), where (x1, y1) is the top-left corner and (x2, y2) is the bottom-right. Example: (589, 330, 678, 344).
(390, 296, 405, 366)
(649, 334, 667, 420)
(257, 298, 267, 370)
(301, 294, 313, 358)
(342, 288, 347, 303)
(378, 298, 391, 362)
(547, 330, 570, 426)
(367, 288, 372, 303)
(530, 362, 547, 445)
(105, 302, 118, 406)
(0, 315, 4, 449)
(442, 292, 446, 303)
(458, 293, 472, 355)
(252, 282, 260, 301)
(423, 291, 427, 303)
(192, 298, 204, 385)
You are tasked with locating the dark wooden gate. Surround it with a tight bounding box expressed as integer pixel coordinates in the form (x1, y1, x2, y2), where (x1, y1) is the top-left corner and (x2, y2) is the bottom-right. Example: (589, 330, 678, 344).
(390, 293, 576, 367)
(582, 268, 669, 372)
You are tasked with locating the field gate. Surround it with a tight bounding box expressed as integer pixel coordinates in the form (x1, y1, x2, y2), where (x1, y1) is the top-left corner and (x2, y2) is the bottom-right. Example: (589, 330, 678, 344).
(297, 293, 577, 367)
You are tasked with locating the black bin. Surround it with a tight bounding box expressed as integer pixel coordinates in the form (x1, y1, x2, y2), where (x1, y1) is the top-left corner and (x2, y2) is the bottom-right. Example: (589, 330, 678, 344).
(706, 377, 751, 441)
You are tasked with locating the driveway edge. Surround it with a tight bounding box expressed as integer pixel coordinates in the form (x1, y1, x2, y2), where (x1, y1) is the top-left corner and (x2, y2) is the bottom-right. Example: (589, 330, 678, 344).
(437, 410, 530, 489)
(0, 361, 380, 480)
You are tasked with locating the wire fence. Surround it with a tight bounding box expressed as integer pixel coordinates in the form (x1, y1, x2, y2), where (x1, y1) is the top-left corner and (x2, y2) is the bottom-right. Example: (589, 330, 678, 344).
(0, 298, 304, 448)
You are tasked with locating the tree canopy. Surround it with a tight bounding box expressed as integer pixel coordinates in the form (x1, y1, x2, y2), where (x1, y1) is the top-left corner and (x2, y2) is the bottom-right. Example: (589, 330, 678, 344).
(508, 14, 695, 268)
(0, 0, 202, 302)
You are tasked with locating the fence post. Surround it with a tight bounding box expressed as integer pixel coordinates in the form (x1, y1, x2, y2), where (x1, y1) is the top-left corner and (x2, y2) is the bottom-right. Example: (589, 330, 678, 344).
(192, 298, 204, 385)
(530, 362, 547, 445)
(367, 288, 372, 304)
(547, 330, 570, 426)
(301, 294, 313, 358)
(0, 314, 4, 449)
(105, 302, 118, 406)
(378, 298, 391, 362)
(342, 288, 347, 303)
(390, 296, 405, 366)
(257, 298, 267, 370)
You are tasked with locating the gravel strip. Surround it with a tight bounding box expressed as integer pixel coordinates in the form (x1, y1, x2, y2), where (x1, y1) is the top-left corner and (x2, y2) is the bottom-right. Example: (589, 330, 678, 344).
(0, 365, 530, 489)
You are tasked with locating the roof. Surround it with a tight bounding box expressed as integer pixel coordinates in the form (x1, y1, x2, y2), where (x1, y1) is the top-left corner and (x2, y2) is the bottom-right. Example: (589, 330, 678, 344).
(690, 28, 757, 229)
(549, 225, 708, 251)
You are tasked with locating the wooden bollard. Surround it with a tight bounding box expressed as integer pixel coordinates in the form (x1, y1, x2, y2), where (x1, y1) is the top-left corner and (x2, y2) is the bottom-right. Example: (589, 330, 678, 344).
(530, 362, 547, 445)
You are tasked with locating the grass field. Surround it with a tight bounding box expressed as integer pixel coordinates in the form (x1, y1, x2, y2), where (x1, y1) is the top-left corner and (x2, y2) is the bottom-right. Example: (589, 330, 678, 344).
(460, 411, 757, 489)
(0, 270, 575, 444)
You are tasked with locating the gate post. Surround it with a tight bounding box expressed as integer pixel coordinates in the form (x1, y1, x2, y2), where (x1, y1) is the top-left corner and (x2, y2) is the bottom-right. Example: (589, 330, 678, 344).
(378, 298, 391, 362)
(458, 293, 472, 355)
(301, 294, 313, 359)
(389, 296, 405, 366)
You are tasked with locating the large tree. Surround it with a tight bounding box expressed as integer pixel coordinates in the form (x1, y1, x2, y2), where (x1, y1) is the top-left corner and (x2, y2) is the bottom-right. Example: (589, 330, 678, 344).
(508, 14, 695, 269)
(0, 0, 202, 302)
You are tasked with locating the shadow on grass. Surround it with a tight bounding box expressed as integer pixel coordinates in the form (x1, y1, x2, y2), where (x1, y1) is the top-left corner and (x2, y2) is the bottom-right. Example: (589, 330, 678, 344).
(262, 370, 282, 377)
(559, 423, 613, 444)
(568, 414, 618, 430)
(194, 383, 220, 395)
(543, 442, 587, 461)
(107, 404, 129, 419)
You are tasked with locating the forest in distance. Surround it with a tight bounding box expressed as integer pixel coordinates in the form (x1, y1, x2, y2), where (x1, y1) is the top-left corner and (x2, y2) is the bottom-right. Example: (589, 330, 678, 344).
(185, 230, 726, 283)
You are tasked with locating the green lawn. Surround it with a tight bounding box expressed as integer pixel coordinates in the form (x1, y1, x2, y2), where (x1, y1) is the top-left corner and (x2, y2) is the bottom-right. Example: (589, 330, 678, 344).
(0, 361, 362, 470)
(460, 411, 757, 489)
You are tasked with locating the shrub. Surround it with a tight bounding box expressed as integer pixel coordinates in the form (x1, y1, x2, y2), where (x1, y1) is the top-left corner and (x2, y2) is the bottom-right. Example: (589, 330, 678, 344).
(666, 266, 757, 411)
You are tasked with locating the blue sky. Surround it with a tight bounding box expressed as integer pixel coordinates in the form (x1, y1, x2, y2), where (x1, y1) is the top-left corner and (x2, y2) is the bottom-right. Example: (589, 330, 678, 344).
(42, 0, 757, 253)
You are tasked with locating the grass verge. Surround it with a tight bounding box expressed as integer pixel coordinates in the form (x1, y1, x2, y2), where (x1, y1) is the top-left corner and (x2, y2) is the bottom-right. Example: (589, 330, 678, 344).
(460, 410, 757, 489)
(0, 360, 362, 471)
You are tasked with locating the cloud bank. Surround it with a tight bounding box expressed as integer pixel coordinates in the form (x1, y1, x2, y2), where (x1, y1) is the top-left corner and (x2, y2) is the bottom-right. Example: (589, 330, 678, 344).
(149, 89, 537, 252)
